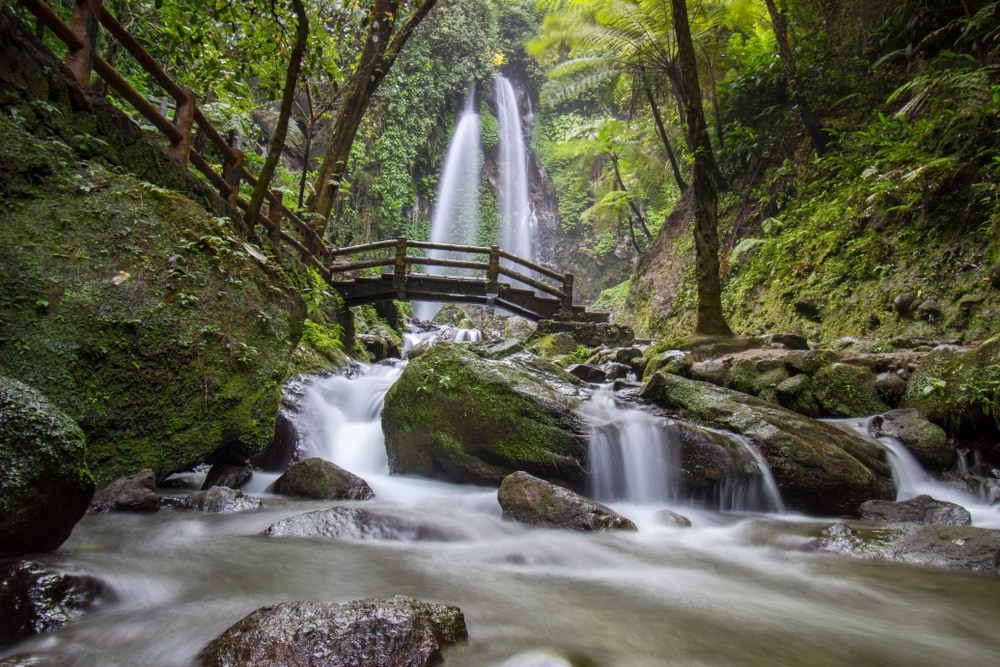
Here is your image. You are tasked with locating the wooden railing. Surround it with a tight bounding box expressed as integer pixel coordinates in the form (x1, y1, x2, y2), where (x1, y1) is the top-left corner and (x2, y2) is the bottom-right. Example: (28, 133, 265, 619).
(15, 0, 333, 278)
(329, 239, 575, 311)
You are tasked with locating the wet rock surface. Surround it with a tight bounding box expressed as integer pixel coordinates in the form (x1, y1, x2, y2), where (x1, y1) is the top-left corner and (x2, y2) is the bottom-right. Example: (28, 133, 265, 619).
(869, 409, 954, 470)
(263, 507, 462, 542)
(497, 471, 637, 531)
(0, 560, 109, 647)
(0, 376, 95, 555)
(88, 469, 160, 513)
(166, 486, 263, 513)
(859, 494, 972, 525)
(201, 464, 252, 491)
(820, 522, 1000, 573)
(198, 596, 467, 667)
(269, 457, 375, 500)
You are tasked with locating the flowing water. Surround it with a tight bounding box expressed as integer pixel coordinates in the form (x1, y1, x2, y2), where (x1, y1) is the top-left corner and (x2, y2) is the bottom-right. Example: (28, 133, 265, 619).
(414, 89, 481, 322)
(495, 76, 535, 264)
(7, 370, 1000, 666)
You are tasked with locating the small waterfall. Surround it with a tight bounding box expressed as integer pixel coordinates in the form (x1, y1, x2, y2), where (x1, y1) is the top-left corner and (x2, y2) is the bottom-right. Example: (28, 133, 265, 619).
(414, 88, 481, 322)
(495, 76, 535, 263)
(580, 388, 680, 504)
(716, 433, 786, 513)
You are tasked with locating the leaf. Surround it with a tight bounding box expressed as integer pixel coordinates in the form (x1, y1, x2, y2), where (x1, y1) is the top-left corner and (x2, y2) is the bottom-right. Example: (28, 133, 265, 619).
(111, 271, 132, 286)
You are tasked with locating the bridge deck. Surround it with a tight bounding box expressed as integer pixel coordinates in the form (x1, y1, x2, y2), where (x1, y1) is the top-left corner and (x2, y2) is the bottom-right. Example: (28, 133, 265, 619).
(333, 273, 608, 323)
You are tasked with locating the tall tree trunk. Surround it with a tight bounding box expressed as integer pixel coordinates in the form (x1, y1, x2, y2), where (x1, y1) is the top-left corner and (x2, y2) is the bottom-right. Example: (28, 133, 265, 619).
(670, 0, 734, 337)
(642, 77, 688, 193)
(763, 0, 828, 155)
(611, 154, 652, 243)
(245, 0, 309, 238)
(309, 0, 439, 235)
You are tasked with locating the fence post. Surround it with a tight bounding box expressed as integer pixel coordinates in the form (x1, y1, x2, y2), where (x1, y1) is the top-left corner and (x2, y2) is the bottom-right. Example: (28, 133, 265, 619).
(222, 149, 243, 208)
(487, 245, 500, 292)
(393, 237, 408, 300)
(65, 0, 102, 88)
(266, 190, 282, 247)
(561, 273, 574, 313)
(170, 89, 196, 167)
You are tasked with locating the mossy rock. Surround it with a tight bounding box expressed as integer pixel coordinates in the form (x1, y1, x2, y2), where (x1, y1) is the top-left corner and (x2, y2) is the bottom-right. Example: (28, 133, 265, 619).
(533, 319, 634, 348)
(533, 332, 578, 359)
(641, 372, 895, 516)
(0, 375, 95, 555)
(811, 363, 890, 417)
(775, 374, 823, 418)
(382, 342, 589, 489)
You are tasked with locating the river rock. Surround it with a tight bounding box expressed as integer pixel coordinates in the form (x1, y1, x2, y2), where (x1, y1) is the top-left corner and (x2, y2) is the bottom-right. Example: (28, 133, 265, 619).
(859, 494, 972, 525)
(0, 376, 95, 555)
(567, 364, 606, 383)
(0, 560, 109, 647)
(169, 486, 263, 513)
(654, 509, 692, 528)
(497, 471, 637, 531)
(810, 362, 890, 417)
(820, 522, 1000, 573)
(197, 596, 467, 667)
(641, 372, 895, 516)
(869, 409, 954, 470)
(269, 458, 374, 500)
(382, 343, 589, 489)
(88, 469, 160, 513)
(533, 320, 635, 348)
(202, 463, 253, 490)
(264, 507, 460, 542)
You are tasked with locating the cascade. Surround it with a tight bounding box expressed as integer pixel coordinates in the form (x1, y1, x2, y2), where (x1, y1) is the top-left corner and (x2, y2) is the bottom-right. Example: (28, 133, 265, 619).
(494, 76, 535, 263)
(414, 88, 481, 322)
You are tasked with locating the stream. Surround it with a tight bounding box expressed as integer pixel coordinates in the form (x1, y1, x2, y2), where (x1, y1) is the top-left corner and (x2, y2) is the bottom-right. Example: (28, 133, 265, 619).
(5, 363, 1000, 666)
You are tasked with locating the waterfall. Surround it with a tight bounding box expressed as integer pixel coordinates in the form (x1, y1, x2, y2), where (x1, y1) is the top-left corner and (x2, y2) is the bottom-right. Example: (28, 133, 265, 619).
(414, 88, 481, 322)
(495, 76, 535, 263)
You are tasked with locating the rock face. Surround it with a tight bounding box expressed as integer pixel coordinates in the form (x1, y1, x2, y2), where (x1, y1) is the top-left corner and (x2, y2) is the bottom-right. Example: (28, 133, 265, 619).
(269, 458, 374, 501)
(0, 376, 95, 555)
(382, 343, 589, 489)
(197, 596, 467, 667)
(88, 470, 160, 513)
(202, 464, 253, 491)
(859, 495, 972, 525)
(0, 560, 108, 647)
(168, 486, 263, 513)
(869, 409, 953, 469)
(497, 472, 637, 531)
(0, 13, 305, 486)
(263, 507, 461, 542)
(642, 372, 895, 516)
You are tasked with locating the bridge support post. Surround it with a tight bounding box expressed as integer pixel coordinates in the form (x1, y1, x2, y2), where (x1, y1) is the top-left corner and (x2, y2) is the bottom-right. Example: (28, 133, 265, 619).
(487, 245, 500, 294)
(222, 149, 243, 209)
(561, 273, 574, 314)
(392, 237, 408, 300)
(170, 88, 196, 167)
(65, 0, 102, 88)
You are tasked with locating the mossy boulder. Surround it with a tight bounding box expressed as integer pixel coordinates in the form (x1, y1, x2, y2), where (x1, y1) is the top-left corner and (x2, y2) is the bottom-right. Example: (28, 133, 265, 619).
(269, 458, 374, 501)
(533, 332, 579, 359)
(0, 375, 95, 555)
(810, 362, 890, 417)
(641, 372, 895, 516)
(869, 409, 954, 470)
(381, 342, 589, 489)
(497, 471, 637, 531)
(533, 319, 634, 348)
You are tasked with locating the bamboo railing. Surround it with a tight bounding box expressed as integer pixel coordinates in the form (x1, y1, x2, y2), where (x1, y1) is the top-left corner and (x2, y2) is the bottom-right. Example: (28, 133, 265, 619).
(16, 0, 333, 278)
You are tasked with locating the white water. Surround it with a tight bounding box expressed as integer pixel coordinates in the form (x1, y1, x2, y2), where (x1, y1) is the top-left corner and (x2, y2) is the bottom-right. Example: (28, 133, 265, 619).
(414, 89, 481, 322)
(832, 417, 1000, 528)
(10, 370, 1000, 665)
(495, 76, 535, 263)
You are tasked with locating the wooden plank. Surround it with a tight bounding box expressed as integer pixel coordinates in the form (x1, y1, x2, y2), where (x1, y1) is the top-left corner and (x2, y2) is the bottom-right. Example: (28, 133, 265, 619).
(497, 249, 565, 281)
(93, 56, 183, 142)
(18, 0, 84, 50)
(98, 8, 185, 102)
(327, 239, 399, 257)
(170, 88, 195, 166)
(407, 257, 490, 273)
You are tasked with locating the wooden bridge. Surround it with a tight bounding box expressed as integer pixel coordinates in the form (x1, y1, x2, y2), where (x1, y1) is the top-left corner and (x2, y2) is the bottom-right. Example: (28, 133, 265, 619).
(15, 0, 605, 323)
(329, 239, 606, 322)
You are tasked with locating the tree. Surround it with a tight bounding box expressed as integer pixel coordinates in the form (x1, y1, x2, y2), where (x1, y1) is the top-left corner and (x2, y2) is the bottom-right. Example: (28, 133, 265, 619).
(762, 0, 828, 154)
(245, 0, 309, 237)
(309, 0, 440, 232)
(671, 0, 733, 337)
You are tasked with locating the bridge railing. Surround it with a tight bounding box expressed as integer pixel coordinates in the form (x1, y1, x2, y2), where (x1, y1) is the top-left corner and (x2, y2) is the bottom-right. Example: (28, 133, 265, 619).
(328, 239, 574, 311)
(15, 0, 333, 278)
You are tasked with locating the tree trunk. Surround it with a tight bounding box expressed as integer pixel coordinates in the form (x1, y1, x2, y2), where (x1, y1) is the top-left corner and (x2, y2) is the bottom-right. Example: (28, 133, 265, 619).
(763, 0, 828, 155)
(309, 0, 439, 234)
(245, 0, 309, 239)
(643, 77, 688, 193)
(670, 0, 734, 337)
(611, 153, 652, 243)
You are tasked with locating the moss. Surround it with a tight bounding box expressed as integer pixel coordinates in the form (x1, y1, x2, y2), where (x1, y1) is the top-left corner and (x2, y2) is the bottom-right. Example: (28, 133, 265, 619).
(811, 363, 889, 418)
(533, 332, 578, 359)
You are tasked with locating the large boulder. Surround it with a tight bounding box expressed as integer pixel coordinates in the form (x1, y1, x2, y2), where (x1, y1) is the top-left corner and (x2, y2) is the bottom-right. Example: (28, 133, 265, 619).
(868, 409, 954, 470)
(0, 376, 95, 555)
(269, 458, 374, 501)
(167, 486, 263, 513)
(197, 596, 467, 667)
(859, 495, 971, 525)
(0, 560, 109, 647)
(497, 472, 637, 531)
(0, 14, 305, 486)
(641, 372, 895, 516)
(382, 343, 589, 489)
(88, 469, 160, 513)
(263, 507, 463, 542)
